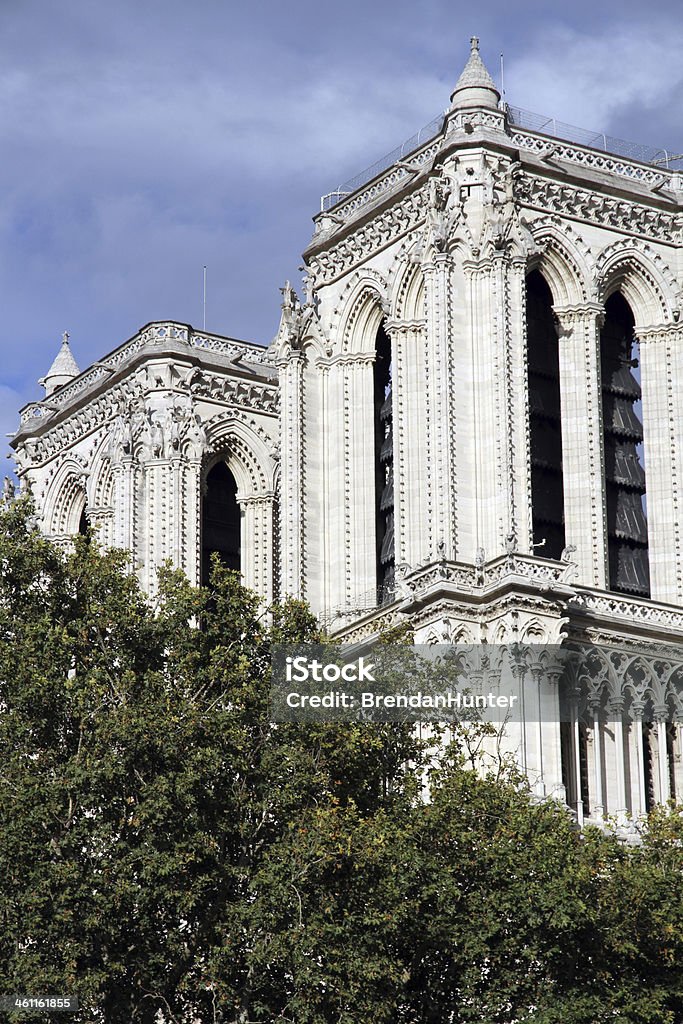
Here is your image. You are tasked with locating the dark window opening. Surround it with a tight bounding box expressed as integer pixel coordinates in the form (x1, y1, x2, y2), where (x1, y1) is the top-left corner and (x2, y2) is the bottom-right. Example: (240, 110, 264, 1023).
(559, 719, 590, 816)
(600, 293, 649, 597)
(374, 323, 394, 605)
(526, 270, 566, 559)
(201, 461, 241, 585)
(78, 506, 89, 537)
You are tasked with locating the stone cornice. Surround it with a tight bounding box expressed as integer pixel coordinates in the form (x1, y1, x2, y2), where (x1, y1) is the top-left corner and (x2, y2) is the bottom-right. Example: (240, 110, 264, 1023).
(516, 172, 681, 243)
(569, 588, 683, 642)
(14, 323, 276, 443)
(636, 322, 683, 343)
(307, 185, 429, 286)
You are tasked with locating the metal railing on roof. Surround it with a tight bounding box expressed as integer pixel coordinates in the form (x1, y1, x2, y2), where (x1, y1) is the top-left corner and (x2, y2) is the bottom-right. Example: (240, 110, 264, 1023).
(506, 106, 683, 170)
(320, 113, 444, 211)
(320, 104, 682, 212)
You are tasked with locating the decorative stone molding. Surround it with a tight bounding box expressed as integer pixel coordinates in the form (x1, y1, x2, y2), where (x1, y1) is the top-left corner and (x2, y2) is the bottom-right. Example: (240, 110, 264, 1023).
(308, 186, 429, 285)
(528, 216, 594, 304)
(18, 323, 272, 426)
(595, 237, 679, 325)
(516, 173, 680, 243)
(509, 130, 673, 189)
(313, 140, 441, 228)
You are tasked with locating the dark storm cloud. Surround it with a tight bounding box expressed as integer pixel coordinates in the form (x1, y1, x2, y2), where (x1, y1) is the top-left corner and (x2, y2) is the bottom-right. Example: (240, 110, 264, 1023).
(1, 0, 681, 459)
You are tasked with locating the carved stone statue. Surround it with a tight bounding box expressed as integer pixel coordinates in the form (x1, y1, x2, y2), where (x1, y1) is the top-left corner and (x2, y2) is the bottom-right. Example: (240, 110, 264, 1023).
(2, 476, 15, 502)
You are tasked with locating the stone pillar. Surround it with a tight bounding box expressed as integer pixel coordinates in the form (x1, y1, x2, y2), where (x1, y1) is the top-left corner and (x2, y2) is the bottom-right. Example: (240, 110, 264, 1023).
(320, 358, 346, 617)
(459, 250, 528, 561)
(528, 653, 547, 797)
(170, 455, 184, 571)
(142, 459, 172, 594)
(239, 493, 275, 603)
(386, 319, 430, 569)
(655, 706, 671, 804)
(608, 698, 628, 820)
(112, 457, 137, 556)
(277, 348, 305, 598)
(423, 254, 456, 559)
(507, 255, 533, 553)
(554, 303, 608, 589)
(185, 458, 203, 587)
(632, 702, 647, 817)
(637, 324, 683, 604)
(343, 355, 377, 609)
(588, 696, 605, 818)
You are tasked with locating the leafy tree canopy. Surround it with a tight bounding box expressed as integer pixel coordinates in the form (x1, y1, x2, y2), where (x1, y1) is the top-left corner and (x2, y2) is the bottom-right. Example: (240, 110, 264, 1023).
(0, 497, 682, 1023)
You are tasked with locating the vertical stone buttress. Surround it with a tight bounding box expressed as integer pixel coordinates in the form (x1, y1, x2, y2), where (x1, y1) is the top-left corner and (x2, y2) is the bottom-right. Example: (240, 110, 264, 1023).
(386, 320, 430, 569)
(554, 304, 608, 588)
(344, 354, 377, 608)
(638, 324, 683, 603)
(422, 253, 457, 558)
(278, 348, 305, 598)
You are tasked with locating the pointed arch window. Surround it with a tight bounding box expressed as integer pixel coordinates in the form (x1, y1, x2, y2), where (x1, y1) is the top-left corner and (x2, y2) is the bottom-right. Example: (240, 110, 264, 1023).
(600, 293, 650, 597)
(526, 270, 566, 559)
(201, 461, 241, 585)
(374, 323, 394, 604)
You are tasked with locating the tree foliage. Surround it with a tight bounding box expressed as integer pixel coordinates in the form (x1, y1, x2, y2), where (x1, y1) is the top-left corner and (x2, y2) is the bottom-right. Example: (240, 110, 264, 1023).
(0, 497, 682, 1023)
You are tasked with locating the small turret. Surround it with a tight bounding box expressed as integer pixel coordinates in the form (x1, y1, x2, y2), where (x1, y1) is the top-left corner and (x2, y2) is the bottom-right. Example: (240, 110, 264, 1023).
(39, 331, 80, 396)
(449, 36, 500, 112)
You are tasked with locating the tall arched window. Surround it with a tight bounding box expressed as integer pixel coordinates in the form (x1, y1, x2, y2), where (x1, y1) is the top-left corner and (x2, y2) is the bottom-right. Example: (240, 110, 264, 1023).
(374, 323, 394, 603)
(600, 292, 649, 597)
(526, 270, 566, 560)
(201, 461, 241, 585)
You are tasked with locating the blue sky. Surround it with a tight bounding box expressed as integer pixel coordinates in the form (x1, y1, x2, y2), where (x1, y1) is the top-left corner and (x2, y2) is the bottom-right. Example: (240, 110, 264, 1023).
(1, 1, 682, 461)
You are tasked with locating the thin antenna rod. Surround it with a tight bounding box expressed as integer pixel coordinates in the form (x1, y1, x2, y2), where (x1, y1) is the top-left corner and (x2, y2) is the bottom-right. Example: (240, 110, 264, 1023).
(203, 265, 207, 331)
(500, 52, 505, 107)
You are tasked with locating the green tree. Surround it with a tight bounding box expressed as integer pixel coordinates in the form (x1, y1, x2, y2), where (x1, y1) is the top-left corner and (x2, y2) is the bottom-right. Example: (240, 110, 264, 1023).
(1, 496, 682, 1023)
(0, 498, 422, 1022)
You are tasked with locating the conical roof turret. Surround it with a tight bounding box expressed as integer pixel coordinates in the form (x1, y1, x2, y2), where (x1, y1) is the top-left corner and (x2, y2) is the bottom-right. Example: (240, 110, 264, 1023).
(40, 332, 80, 396)
(450, 36, 500, 111)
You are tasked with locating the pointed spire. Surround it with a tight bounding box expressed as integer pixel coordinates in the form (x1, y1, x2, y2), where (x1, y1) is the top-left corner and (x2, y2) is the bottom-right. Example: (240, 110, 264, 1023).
(450, 36, 500, 111)
(40, 331, 80, 396)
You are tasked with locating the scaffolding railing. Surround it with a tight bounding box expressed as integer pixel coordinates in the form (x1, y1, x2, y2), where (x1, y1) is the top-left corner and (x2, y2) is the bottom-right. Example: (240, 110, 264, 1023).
(320, 113, 444, 211)
(320, 104, 682, 212)
(506, 106, 683, 170)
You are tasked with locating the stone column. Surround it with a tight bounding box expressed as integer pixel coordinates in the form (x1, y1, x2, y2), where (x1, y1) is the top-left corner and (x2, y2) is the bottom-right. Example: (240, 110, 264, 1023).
(637, 324, 683, 604)
(554, 303, 608, 589)
(239, 493, 275, 603)
(631, 702, 647, 817)
(459, 249, 528, 561)
(608, 698, 628, 820)
(342, 355, 377, 609)
(528, 653, 547, 797)
(277, 348, 305, 598)
(588, 695, 605, 818)
(654, 705, 671, 804)
(142, 458, 172, 594)
(169, 454, 184, 571)
(184, 458, 203, 587)
(422, 253, 456, 559)
(507, 254, 533, 553)
(385, 319, 430, 569)
(112, 457, 137, 556)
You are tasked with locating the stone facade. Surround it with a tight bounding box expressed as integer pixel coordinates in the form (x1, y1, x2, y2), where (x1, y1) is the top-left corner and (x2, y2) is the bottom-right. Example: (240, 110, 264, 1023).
(10, 39, 683, 827)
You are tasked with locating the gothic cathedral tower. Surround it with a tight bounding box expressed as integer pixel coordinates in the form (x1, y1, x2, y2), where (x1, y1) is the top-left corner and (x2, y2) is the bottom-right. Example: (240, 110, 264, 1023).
(11, 39, 683, 825)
